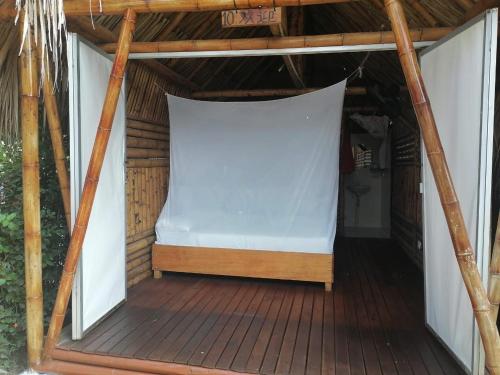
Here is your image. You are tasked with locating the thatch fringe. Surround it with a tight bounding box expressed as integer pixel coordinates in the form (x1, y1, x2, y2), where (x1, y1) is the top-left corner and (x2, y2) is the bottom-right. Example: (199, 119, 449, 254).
(0, 22, 19, 141)
(16, 0, 66, 90)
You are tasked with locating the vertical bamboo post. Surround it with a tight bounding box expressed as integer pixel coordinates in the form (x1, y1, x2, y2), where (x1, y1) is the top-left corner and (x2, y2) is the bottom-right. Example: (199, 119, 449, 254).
(384, 0, 500, 373)
(490, 216, 500, 320)
(19, 20, 43, 366)
(43, 8, 137, 357)
(37, 51, 71, 230)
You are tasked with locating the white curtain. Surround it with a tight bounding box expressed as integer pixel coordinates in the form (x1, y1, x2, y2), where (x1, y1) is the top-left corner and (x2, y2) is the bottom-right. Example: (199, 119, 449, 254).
(156, 80, 346, 253)
(421, 11, 496, 373)
(69, 35, 126, 337)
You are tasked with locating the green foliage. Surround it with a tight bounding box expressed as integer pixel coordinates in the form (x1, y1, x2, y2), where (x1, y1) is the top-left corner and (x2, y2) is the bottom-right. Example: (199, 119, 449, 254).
(0, 126, 68, 373)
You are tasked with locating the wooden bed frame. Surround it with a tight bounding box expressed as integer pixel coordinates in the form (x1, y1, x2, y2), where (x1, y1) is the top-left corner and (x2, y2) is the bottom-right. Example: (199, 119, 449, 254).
(152, 244, 334, 291)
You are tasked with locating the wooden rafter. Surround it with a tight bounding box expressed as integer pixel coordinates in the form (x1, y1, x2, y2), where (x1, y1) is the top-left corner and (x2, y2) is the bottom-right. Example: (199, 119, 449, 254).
(100, 27, 452, 53)
(191, 86, 374, 98)
(0, 0, 356, 19)
(270, 7, 305, 88)
(463, 0, 499, 22)
(385, 0, 500, 373)
(43, 8, 137, 358)
(155, 12, 188, 41)
(67, 16, 199, 90)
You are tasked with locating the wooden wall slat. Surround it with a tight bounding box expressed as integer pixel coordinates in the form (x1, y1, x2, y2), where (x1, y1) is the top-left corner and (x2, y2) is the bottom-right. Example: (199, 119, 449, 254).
(125, 62, 189, 287)
(391, 107, 422, 269)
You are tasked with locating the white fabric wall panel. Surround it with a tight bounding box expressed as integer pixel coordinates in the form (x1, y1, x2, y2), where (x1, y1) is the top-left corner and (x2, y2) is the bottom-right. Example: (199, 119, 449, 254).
(420, 11, 496, 374)
(69, 35, 127, 337)
(156, 80, 346, 253)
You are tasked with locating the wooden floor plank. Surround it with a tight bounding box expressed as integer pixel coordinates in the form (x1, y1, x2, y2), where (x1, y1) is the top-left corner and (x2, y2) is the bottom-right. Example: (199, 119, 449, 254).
(132, 278, 217, 358)
(57, 239, 465, 375)
(321, 290, 335, 375)
(216, 285, 270, 369)
(147, 280, 235, 361)
(159, 281, 240, 361)
(248, 287, 295, 374)
(231, 286, 286, 373)
(175, 283, 248, 364)
(289, 287, 315, 375)
(305, 288, 324, 375)
(274, 285, 305, 375)
(347, 244, 383, 375)
(200, 284, 261, 368)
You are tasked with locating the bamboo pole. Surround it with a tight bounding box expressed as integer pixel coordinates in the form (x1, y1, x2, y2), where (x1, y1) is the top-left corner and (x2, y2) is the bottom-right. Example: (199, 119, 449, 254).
(191, 86, 386, 98)
(490, 216, 500, 320)
(19, 20, 43, 366)
(385, 0, 500, 373)
(37, 52, 71, 231)
(100, 27, 453, 54)
(43, 9, 137, 358)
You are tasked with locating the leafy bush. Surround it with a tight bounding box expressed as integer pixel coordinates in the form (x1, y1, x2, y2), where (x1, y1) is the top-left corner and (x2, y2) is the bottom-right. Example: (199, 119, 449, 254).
(0, 126, 68, 373)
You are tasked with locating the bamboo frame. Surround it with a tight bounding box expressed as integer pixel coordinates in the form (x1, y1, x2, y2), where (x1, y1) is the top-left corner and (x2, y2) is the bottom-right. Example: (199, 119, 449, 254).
(43, 9, 137, 358)
(100, 28, 453, 54)
(191, 86, 381, 98)
(37, 53, 71, 230)
(385, 0, 500, 373)
(19, 18, 43, 367)
(490, 215, 500, 321)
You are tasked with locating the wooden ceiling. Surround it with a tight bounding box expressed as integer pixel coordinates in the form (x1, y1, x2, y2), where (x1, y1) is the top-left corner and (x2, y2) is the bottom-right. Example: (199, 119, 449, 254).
(62, 1, 493, 93)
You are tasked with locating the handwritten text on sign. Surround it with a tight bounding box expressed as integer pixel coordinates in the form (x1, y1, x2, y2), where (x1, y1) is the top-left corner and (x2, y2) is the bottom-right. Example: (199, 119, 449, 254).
(221, 7, 282, 28)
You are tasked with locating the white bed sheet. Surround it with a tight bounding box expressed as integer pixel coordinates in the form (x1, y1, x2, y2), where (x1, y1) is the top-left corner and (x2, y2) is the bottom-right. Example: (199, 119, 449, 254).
(156, 81, 346, 254)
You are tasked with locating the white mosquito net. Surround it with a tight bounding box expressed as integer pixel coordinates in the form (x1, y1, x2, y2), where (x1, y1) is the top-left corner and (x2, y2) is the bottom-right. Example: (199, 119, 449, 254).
(155, 80, 346, 253)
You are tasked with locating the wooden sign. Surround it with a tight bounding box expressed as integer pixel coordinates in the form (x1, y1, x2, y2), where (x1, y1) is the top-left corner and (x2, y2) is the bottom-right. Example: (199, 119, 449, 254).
(221, 7, 282, 28)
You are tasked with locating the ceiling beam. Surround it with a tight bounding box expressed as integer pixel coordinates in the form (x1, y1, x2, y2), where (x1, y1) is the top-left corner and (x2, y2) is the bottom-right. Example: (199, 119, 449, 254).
(463, 0, 499, 22)
(270, 8, 305, 88)
(155, 12, 188, 40)
(66, 16, 199, 90)
(100, 27, 452, 54)
(0, 0, 357, 19)
(192, 86, 376, 98)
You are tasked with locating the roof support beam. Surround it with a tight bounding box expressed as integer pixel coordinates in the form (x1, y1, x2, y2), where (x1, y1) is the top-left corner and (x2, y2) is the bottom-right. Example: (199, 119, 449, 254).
(0, 0, 357, 19)
(191, 86, 374, 98)
(270, 8, 305, 88)
(99, 27, 452, 57)
(385, 0, 500, 372)
(67, 16, 199, 89)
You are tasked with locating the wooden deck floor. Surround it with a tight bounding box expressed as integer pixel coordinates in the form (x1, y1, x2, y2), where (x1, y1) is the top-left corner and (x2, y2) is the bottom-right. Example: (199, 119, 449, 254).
(57, 239, 464, 375)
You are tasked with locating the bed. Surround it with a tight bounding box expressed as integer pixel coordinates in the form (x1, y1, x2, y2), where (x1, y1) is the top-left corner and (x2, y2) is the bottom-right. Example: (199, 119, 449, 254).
(152, 81, 346, 291)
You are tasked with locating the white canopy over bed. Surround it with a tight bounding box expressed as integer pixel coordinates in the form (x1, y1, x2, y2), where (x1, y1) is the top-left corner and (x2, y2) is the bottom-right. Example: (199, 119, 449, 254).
(155, 80, 346, 254)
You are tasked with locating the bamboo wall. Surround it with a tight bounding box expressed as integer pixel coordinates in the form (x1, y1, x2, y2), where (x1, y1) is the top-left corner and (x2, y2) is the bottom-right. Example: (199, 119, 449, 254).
(125, 62, 187, 287)
(391, 111, 422, 268)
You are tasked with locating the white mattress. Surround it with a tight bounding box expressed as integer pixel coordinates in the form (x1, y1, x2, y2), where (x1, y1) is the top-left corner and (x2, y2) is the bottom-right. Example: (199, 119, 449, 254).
(156, 213, 334, 253)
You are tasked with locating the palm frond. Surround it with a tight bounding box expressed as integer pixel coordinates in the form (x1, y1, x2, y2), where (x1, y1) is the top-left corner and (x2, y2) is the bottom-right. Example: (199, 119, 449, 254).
(0, 22, 19, 142)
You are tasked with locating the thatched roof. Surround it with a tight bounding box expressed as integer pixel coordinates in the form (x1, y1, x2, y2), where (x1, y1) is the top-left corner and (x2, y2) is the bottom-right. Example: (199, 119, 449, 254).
(0, 0, 489, 139)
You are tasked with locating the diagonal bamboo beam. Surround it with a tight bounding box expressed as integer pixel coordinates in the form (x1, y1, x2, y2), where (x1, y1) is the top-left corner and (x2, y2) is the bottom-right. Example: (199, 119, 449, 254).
(490, 217, 500, 321)
(385, 0, 500, 373)
(43, 8, 137, 358)
(67, 16, 198, 90)
(37, 53, 71, 231)
(100, 27, 452, 54)
(19, 16, 43, 367)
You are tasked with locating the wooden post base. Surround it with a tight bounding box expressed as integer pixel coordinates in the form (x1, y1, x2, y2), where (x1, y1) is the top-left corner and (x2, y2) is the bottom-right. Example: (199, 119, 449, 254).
(153, 270, 162, 279)
(325, 282, 332, 292)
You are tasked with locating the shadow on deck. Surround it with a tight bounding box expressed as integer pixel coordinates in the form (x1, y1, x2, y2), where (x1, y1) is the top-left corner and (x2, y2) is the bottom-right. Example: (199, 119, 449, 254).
(42, 238, 464, 375)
